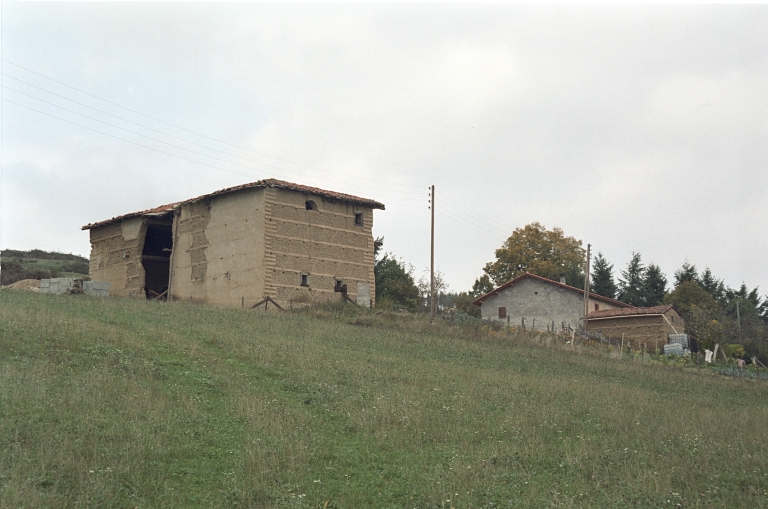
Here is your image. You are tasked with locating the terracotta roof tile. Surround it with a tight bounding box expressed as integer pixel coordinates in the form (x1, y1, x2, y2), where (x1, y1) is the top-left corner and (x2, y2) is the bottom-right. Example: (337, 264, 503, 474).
(588, 304, 675, 319)
(82, 178, 385, 230)
(472, 272, 634, 309)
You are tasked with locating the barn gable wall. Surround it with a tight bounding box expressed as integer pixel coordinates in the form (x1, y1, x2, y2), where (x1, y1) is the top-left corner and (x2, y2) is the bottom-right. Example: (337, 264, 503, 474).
(263, 187, 376, 307)
(88, 219, 148, 298)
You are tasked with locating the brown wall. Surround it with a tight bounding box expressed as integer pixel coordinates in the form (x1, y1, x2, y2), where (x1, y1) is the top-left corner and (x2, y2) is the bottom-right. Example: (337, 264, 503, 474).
(263, 187, 376, 308)
(88, 218, 148, 298)
(89, 186, 378, 308)
(169, 188, 265, 307)
(587, 310, 685, 352)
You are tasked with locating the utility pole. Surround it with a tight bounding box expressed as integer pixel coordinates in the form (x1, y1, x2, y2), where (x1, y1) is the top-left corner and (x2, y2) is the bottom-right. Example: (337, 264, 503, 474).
(582, 243, 591, 330)
(430, 185, 435, 323)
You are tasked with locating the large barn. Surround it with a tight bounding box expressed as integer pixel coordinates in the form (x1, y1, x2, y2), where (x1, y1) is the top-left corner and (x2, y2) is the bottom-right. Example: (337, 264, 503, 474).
(82, 179, 385, 308)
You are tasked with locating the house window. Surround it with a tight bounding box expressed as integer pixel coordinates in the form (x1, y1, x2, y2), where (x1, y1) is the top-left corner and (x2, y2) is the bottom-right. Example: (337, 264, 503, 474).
(305, 200, 317, 211)
(300, 273, 309, 287)
(354, 213, 363, 226)
(594, 303, 599, 311)
(334, 278, 345, 291)
(498, 307, 506, 319)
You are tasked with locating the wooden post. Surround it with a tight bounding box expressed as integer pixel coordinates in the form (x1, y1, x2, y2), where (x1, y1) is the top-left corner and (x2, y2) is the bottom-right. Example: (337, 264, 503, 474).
(582, 243, 591, 331)
(166, 207, 180, 302)
(697, 352, 701, 374)
(620, 333, 624, 358)
(430, 184, 435, 323)
(754, 357, 759, 382)
(532, 318, 536, 331)
(242, 296, 244, 308)
(642, 343, 646, 363)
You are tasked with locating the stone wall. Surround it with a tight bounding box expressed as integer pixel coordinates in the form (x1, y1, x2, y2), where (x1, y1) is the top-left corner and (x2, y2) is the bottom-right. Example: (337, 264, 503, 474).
(480, 277, 626, 331)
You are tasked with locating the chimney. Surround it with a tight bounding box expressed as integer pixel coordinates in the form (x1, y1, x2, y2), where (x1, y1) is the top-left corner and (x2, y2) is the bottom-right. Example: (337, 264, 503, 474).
(560, 274, 566, 285)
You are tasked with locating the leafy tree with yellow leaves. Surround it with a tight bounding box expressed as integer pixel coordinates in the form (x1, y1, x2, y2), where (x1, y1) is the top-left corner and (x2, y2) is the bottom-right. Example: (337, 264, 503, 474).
(480, 222, 585, 289)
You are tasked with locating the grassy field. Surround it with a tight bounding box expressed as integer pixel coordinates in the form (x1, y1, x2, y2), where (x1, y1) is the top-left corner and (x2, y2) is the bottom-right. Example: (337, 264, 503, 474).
(1, 290, 766, 508)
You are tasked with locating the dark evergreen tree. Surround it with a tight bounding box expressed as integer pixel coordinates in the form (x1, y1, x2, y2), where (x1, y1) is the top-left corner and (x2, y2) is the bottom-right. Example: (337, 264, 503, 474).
(590, 252, 617, 299)
(674, 262, 698, 288)
(641, 263, 668, 306)
(699, 267, 727, 305)
(617, 252, 645, 307)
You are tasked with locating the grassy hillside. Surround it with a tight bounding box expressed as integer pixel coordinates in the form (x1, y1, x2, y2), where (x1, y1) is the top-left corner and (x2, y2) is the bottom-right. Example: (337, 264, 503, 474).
(1, 291, 766, 508)
(1, 249, 89, 285)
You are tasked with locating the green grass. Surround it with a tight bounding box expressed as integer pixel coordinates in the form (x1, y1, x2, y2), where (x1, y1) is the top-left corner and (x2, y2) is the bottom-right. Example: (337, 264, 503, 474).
(1, 290, 767, 508)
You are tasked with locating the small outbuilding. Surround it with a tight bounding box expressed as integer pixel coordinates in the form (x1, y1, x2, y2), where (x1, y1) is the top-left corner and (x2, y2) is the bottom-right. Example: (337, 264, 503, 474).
(473, 272, 633, 332)
(587, 304, 685, 353)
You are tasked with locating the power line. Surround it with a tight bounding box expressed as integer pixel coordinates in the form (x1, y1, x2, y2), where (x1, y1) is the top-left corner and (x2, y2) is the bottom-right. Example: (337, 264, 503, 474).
(436, 198, 511, 238)
(2, 90, 425, 202)
(1, 60, 424, 190)
(435, 205, 506, 242)
(439, 192, 513, 236)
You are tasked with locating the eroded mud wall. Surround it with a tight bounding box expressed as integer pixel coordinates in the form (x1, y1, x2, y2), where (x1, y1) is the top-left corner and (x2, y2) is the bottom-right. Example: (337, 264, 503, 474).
(169, 189, 265, 306)
(88, 218, 147, 298)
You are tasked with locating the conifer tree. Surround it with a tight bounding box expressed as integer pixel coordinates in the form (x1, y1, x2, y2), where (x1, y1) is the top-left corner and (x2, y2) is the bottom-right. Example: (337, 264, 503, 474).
(674, 262, 698, 288)
(641, 263, 668, 307)
(590, 252, 617, 299)
(617, 252, 645, 306)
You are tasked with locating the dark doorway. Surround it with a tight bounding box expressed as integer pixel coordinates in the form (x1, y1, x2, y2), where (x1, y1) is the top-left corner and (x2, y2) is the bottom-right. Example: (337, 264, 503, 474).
(142, 224, 173, 298)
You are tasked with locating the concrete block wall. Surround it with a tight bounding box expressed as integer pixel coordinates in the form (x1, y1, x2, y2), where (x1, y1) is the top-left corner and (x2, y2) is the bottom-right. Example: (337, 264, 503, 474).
(83, 280, 110, 297)
(40, 278, 76, 295)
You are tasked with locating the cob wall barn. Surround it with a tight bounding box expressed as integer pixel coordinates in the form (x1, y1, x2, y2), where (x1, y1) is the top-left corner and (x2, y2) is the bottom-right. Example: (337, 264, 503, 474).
(587, 304, 685, 352)
(82, 179, 384, 308)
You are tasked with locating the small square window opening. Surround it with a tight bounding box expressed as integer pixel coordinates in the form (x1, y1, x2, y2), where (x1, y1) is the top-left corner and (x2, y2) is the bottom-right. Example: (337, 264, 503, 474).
(354, 213, 363, 226)
(498, 307, 507, 319)
(300, 273, 309, 287)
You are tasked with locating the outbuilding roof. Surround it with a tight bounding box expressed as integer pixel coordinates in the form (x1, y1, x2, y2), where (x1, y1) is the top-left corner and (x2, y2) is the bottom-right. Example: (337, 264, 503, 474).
(587, 304, 676, 319)
(472, 272, 634, 309)
(82, 178, 386, 230)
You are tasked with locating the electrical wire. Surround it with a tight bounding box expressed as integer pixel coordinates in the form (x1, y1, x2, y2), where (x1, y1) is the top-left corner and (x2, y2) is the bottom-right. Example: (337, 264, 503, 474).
(2, 90, 425, 203)
(2, 60, 424, 189)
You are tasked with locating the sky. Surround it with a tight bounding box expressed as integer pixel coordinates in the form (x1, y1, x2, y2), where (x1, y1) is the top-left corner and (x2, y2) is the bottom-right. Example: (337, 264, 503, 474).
(2, 3, 766, 297)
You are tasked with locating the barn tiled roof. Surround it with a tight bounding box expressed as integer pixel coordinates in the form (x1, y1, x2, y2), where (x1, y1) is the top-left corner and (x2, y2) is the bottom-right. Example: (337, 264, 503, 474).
(472, 272, 634, 309)
(588, 304, 675, 319)
(82, 178, 385, 230)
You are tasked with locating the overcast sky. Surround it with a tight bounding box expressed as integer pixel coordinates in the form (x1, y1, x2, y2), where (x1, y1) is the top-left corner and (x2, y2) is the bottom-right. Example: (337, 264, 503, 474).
(2, 3, 766, 296)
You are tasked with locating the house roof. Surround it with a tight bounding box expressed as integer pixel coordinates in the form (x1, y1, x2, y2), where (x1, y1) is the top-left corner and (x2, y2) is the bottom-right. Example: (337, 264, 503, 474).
(472, 272, 634, 308)
(82, 178, 386, 230)
(587, 304, 676, 320)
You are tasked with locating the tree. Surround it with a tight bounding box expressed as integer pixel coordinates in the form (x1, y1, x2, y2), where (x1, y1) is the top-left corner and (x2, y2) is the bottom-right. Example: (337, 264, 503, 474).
(641, 263, 668, 307)
(674, 262, 698, 288)
(417, 268, 448, 313)
(699, 267, 727, 305)
(470, 274, 494, 298)
(617, 252, 645, 307)
(446, 292, 482, 318)
(374, 254, 419, 312)
(663, 280, 720, 318)
(481, 222, 585, 288)
(590, 252, 617, 299)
